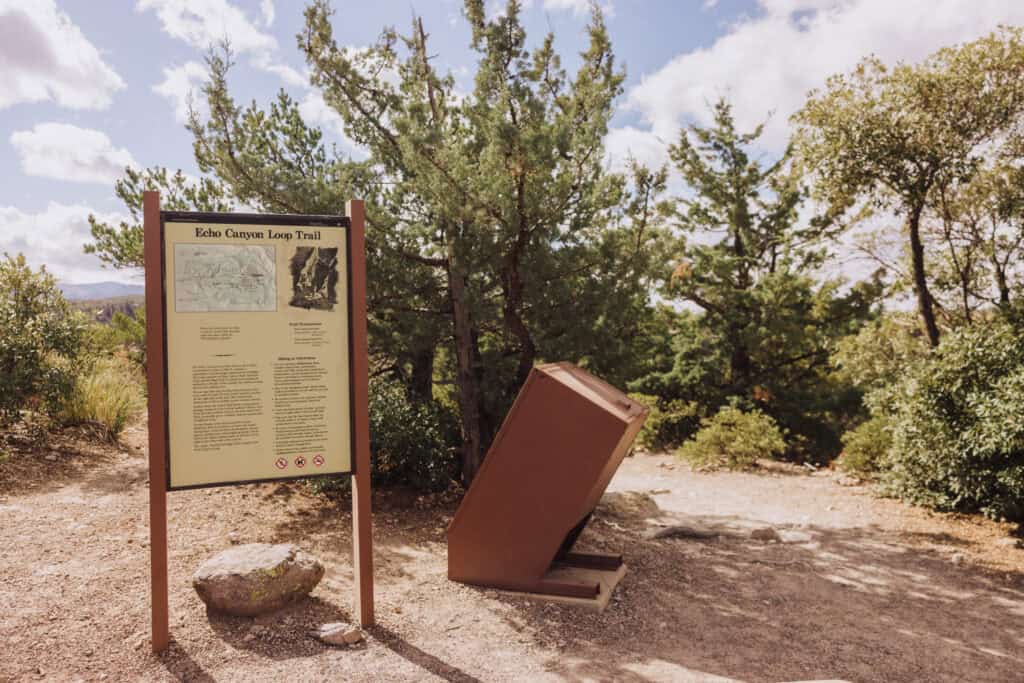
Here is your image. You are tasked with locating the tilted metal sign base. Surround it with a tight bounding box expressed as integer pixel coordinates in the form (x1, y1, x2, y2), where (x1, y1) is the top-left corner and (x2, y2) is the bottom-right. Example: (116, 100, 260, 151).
(446, 362, 648, 604)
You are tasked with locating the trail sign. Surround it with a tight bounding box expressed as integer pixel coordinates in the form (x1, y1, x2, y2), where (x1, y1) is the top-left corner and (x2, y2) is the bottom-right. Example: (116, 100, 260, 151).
(143, 194, 374, 652)
(160, 213, 353, 489)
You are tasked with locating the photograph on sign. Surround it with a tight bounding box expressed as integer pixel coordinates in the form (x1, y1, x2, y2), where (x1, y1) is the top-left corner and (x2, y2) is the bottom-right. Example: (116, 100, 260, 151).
(162, 217, 352, 489)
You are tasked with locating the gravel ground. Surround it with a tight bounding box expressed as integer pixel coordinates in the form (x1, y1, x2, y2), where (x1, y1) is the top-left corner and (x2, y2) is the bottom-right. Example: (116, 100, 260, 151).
(1, 423, 1022, 682)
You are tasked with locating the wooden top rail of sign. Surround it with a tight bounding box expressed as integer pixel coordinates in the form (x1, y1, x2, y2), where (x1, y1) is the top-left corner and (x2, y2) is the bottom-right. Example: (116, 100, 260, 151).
(143, 192, 373, 652)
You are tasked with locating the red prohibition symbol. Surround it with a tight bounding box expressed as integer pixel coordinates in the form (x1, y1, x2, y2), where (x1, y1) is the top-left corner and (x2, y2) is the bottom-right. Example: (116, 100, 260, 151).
(295, 456, 307, 468)
(274, 457, 288, 470)
(312, 454, 325, 467)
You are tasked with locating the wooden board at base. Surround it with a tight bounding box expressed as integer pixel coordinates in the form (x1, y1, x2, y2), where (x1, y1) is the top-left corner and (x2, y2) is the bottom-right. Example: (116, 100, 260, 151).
(497, 564, 628, 612)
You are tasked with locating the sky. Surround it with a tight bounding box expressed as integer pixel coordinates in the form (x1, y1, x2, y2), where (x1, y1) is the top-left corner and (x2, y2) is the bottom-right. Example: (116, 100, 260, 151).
(2, 0, 1023, 285)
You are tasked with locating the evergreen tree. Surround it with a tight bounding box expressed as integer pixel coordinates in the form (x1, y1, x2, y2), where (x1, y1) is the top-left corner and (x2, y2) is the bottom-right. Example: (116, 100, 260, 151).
(85, 167, 233, 270)
(637, 101, 880, 459)
(134, 0, 670, 483)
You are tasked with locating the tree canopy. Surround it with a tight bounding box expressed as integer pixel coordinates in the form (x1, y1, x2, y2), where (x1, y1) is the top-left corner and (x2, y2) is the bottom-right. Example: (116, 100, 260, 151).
(793, 26, 1024, 346)
(179, 0, 672, 482)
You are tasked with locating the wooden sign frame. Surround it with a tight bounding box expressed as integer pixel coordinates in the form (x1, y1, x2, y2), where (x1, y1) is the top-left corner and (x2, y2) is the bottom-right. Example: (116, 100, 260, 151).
(143, 192, 374, 652)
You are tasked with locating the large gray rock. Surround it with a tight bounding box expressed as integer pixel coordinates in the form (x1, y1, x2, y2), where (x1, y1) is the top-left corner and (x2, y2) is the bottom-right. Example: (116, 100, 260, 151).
(192, 543, 324, 616)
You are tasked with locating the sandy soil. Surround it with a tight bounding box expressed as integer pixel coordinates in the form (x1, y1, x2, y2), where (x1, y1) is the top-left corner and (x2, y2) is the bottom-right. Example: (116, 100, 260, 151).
(1, 423, 1022, 683)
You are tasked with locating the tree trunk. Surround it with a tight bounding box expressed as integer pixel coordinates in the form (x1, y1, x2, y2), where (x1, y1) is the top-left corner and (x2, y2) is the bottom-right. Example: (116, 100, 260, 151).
(993, 259, 1011, 306)
(961, 282, 973, 324)
(449, 267, 486, 485)
(907, 206, 941, 347)
(729, 340, 751, 388)
(502, 256, 536, 389)
(407, 346, 434, 404)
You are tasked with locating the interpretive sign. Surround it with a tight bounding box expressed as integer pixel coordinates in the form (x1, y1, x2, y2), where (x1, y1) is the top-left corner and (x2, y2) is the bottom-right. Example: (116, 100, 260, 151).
(161, 215, 353, 489)
(143, 196, 374, 653)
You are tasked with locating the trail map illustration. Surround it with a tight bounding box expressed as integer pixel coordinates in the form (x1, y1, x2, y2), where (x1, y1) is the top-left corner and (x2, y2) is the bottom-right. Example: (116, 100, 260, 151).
(174, 244, 276, 312)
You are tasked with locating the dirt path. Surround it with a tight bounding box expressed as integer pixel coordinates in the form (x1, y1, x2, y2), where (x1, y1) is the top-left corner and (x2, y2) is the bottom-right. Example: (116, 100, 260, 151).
(1, 426, 1022, 683)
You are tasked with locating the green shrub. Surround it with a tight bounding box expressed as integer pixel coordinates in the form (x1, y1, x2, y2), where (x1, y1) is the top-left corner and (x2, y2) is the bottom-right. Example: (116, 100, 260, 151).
(309, 376, 459, 496)
(839, 416, 892, 477)
(59, 356, 144, 439)
(832, 314, 929, 417)
(677, 406, 786, 470)
(0, 254, 86, 424)
(630, 394, 703, 451)
(884, 322, 1024, 522)
(87, 308, 146, 370)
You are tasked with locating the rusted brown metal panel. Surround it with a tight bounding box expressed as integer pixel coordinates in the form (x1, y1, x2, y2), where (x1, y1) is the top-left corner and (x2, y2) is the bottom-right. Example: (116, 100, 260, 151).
(447, 362, 647, 594)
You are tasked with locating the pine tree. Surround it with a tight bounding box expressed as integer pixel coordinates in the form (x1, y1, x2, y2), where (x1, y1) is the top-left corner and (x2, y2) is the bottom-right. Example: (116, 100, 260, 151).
(637, 101, 880, 459)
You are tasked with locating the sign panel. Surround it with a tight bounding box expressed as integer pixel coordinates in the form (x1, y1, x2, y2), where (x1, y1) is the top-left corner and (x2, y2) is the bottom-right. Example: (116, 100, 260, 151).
(161, 214, 352, 489)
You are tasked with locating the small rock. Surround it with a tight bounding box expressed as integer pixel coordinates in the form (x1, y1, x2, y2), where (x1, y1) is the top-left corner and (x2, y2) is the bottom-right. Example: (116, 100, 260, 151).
(227, 532, 241, 545)
(44, 455, 57, 462)
(996, 537, 1022, 548)
(750, 527, 780, 542)
(643, 525, 718, 541)
(317, 622, 364, 646)
(192, 543, 324, 617)
(951, 553, 965, 565)
(836, 475, 861, 487)
(777, 530, 813, 544)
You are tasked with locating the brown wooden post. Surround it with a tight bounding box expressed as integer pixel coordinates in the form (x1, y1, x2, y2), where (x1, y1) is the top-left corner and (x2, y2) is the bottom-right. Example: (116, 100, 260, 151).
(143, 191, 170, 652)
(347, 199, 374, 626)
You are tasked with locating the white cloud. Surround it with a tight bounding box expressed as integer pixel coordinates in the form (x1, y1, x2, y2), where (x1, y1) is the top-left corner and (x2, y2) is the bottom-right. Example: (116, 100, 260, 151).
(542, 0, 613, 16)
(138, 0, 306, 89)
(297, 91, 340, 132)
(136, 0, 276, 54)
(153, 61, 208, 124)
(251, 54, 307, 87)
(487, 0, 613, 18)
(298, 91, 365, 158)
(624, 0, 1024, 151)
(259, 0, 274, 28)
(604, 126, 671, 173)
(0, 203, 134, 283)
(0, 0, 125, 110)
(10, 123, 137, 185)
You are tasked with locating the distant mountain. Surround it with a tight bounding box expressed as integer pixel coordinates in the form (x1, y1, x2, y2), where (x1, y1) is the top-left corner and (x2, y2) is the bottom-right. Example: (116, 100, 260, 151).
(59, 281, 144, 301)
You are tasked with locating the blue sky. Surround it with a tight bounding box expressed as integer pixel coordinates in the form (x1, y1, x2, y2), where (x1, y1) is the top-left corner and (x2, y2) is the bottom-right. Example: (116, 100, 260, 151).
(2, 0, 1022, 284)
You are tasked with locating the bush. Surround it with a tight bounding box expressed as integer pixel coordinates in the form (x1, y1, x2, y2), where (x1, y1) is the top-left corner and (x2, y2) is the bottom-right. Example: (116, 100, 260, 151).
(59, 356, 144, 439)
(0, 254, 85, 424)
(677, 406, 786, 471)
(87, 308, 146, 370)
(884, 322, 1024, 522)
(839, 416, 892, 478)
(832, 313, 928, 416)
(630, 394, 702, 451)
(309, 377, 459, 496)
